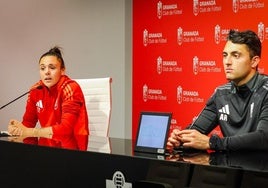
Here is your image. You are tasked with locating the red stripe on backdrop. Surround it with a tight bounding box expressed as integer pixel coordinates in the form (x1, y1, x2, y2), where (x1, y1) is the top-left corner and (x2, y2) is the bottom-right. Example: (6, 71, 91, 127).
(132, 0, 268, 140)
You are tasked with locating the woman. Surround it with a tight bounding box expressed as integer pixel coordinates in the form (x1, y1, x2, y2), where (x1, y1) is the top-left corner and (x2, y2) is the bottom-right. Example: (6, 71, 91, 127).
(8, 46, 89, 139)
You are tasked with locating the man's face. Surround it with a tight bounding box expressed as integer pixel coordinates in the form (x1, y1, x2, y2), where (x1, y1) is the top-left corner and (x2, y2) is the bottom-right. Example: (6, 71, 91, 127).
(222, 41, 259, 86)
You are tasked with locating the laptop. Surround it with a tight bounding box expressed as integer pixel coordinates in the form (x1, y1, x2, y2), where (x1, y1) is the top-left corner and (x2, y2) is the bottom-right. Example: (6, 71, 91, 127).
(134, 111, 172, 156)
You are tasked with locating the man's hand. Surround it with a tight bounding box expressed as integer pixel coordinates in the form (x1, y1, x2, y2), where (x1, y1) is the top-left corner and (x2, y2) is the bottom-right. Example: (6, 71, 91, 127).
(167, 128, 210, 150)
(166, 129, 182, 150)
(178, 129, 210, 150)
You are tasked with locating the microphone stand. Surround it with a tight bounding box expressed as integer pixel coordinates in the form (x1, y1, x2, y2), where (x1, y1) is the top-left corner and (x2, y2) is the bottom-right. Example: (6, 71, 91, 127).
(0, 85, 43, 111)
(0, 91, 29, 110)
(0, 86, 42, 137)
(0, 91, 29, 136)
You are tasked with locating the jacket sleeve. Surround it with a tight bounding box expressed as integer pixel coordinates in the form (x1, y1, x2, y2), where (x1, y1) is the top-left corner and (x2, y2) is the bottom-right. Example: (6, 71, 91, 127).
(52, 82, 85, 135)
(189, 93, 219, 135)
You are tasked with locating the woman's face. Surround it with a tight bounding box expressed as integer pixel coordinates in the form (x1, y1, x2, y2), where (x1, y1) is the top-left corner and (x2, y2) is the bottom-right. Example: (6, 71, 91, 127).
(39, 55, 65, 89)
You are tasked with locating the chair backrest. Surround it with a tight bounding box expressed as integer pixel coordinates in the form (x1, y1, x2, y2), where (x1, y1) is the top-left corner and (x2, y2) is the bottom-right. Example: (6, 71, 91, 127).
(74, 77, 112, 137)
(87, 135, 111, 153)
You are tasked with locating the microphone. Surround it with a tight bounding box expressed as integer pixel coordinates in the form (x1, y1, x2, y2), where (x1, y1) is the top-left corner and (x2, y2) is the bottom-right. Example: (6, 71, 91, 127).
(188, 106, 206, 129)
(188, 94, 215, 129)
(0, 85, 43, 110)
(172, 106, 208, 152)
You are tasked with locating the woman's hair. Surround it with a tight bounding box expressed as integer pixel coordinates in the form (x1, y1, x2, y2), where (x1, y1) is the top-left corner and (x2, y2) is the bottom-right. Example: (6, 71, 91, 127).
(39, 46, 65, 69)
(227, 29, 262, 59)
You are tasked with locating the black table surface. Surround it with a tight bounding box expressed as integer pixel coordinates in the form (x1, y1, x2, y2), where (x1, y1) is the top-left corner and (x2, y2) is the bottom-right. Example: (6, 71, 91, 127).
(1, 134, 268, 173)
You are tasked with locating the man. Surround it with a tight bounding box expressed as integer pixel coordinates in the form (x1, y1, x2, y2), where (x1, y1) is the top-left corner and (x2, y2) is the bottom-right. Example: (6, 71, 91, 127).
(167, 29, 268, 151)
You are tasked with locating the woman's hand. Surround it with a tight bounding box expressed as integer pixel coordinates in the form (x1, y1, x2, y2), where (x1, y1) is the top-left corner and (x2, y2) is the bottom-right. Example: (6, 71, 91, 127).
(8, 119, 25, 136)
(8, 119, 53, 138)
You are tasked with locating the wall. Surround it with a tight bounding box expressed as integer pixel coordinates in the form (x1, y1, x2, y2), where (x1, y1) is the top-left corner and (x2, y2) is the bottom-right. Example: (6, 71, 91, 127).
(132, 0, 268, 139)
(0, 0, 132, 139)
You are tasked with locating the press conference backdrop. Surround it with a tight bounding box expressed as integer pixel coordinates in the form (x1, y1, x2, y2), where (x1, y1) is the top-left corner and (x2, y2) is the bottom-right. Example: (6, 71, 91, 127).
(132, 0, 268, 139)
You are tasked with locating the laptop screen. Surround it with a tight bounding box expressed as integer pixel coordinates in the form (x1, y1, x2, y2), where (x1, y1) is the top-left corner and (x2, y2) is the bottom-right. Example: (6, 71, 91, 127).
(134, 111, 172, 154)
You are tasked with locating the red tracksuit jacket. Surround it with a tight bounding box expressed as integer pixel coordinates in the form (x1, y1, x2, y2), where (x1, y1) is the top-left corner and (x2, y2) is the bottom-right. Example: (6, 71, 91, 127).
(22, 75, 89, 136)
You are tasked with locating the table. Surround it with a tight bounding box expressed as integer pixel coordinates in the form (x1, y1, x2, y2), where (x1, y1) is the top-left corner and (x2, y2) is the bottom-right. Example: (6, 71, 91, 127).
(0, 135, 268, 188)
